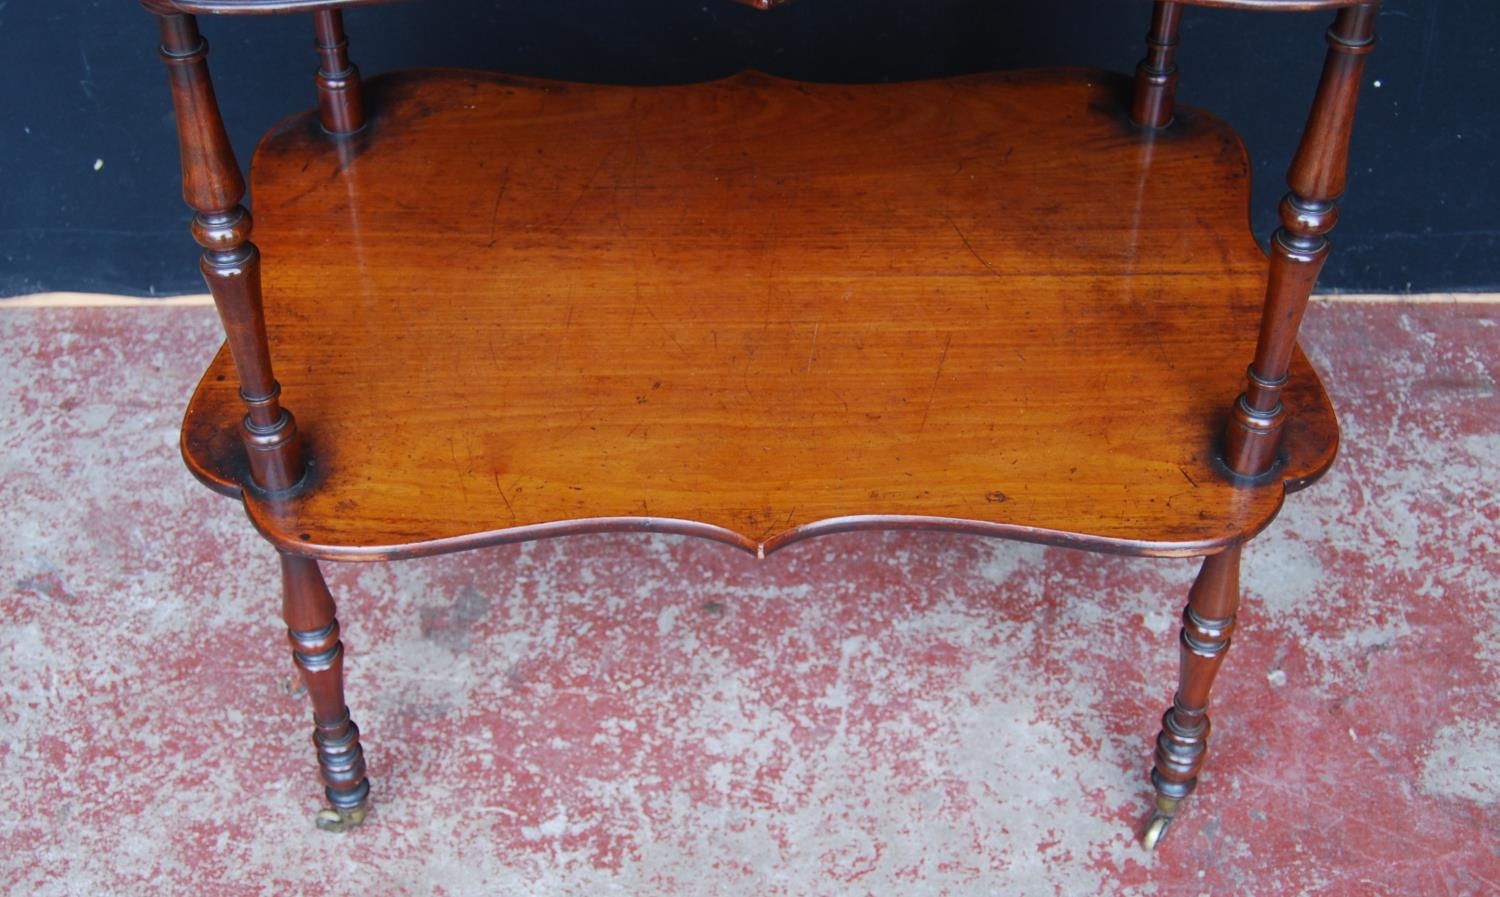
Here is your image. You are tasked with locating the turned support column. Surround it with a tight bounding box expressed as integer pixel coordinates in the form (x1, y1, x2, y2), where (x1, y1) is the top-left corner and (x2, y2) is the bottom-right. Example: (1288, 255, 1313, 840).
(1132, 1, 1183, 128)
(1224, 5, 1379, 476)
(281, 554, 370, 831)
(313, 9, 365, 134)
(153, 11, 305, 492)
(1144, 545, 1242, 848)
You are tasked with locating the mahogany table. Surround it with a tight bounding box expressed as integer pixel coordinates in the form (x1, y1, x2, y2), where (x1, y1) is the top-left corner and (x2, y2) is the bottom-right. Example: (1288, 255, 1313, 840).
(142, 0, 1381, 848)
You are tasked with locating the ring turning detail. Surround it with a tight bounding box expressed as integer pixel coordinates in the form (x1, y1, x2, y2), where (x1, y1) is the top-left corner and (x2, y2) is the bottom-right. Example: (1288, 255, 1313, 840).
(145, 0, 1381, 852)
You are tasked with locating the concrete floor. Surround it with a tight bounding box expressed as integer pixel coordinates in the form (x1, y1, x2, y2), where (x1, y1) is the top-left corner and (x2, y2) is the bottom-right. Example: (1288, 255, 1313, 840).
(1, 296, 1497, 895)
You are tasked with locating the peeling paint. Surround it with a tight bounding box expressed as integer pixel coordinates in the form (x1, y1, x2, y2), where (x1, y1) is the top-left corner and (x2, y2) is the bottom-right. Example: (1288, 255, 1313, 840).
(0, 302, 1497, 895)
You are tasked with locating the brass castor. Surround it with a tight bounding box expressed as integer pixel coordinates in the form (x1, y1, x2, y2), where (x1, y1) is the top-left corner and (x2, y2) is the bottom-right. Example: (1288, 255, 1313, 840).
(1141, 813, 1172, 850)
(314, 804, 368, 833)
(1141, 794, 1181, 850)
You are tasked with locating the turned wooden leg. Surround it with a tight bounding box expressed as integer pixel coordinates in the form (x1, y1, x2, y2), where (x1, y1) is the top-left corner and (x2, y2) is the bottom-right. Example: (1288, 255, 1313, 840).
(154, 12, 306, 493)
(1144, 544, 1242, 848)
(1131, 1, 1182, 129)
(1224, 6, 1377, 476)
(312, 9, 365, 135)
(280, 553, 370, 831)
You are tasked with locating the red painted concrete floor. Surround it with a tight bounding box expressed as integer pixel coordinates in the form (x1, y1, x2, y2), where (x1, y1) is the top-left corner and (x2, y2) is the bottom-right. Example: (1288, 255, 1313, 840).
(1, 297, 1497, 895)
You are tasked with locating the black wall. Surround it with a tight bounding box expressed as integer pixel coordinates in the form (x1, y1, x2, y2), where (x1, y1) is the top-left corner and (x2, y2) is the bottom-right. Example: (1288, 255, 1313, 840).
(2, 0, 1495, 297)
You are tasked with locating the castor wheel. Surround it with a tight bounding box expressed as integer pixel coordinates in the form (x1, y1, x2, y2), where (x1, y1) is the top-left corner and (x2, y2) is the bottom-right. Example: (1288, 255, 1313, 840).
(1141, 813, 1173, 850)
(314, 804, 368, 833)
(1141, 793, 1181, 849)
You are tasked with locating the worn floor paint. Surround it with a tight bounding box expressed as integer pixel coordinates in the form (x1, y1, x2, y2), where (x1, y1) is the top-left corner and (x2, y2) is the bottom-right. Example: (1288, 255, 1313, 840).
(1, 300, 1496, 895)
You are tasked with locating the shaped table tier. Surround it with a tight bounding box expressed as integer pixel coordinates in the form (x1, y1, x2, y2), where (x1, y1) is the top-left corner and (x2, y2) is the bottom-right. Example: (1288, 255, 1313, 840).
(182, 69, 1338, 559)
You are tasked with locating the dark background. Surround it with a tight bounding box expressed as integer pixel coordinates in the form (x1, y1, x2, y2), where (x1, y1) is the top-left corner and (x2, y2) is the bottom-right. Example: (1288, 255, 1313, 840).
(2, 0, 1495, 297)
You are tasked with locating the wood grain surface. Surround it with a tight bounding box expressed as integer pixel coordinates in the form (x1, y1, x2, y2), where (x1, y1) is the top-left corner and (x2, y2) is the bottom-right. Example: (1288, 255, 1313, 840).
(181, 69, 1338, 559)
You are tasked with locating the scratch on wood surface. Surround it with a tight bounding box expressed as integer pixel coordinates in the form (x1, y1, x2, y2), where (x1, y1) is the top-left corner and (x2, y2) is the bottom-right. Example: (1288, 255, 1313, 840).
(448, 437, 469, 504)
(920, 335, 954, 432)
(644, 306, 688, 356)
(487, 326, 505, 372)
(946, 216, 1002, 277)
(485, 165, 511, 247)
(560, 147, 612, 224)
(493, 473, 516, 523)
(554, 304, 575, 369)
(806, 323, 821, 372)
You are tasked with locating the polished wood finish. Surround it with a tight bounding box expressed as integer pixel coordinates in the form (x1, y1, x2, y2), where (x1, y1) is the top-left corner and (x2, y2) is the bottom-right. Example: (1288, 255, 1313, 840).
(180, 69, 1336, 560)
(1151, 545, 1241, 820)
(155, 12, 305, 492)
(312, 10, 364, 134)
(1132, 2, 1183, 128)
(281, 554, 369, 818)
(1224, 4, 1377, 475)
(146, 0, 1381, 845)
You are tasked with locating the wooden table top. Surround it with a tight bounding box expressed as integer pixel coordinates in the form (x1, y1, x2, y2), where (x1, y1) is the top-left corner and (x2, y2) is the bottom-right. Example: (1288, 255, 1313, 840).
(182, 69, 1337, 560)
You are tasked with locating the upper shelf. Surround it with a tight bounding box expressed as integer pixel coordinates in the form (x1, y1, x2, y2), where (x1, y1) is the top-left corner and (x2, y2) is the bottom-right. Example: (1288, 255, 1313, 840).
(182, 68, 1338, 560)
(148, 0, 1372, 17)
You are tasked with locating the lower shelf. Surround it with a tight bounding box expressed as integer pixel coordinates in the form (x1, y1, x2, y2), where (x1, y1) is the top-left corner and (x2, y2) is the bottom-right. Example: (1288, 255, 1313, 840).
(182, 67, 1338, 559)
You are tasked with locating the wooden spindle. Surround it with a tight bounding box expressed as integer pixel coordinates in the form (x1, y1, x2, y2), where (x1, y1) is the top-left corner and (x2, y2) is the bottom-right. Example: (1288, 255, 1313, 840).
(282, 554, 370, 831)
(1132, 1, 1183, 129)
(313, 9, 365, 134)
(1144, 545, 1242, 848)
(1224, 4, 1378, 477)
(154, 12, 305, 492)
